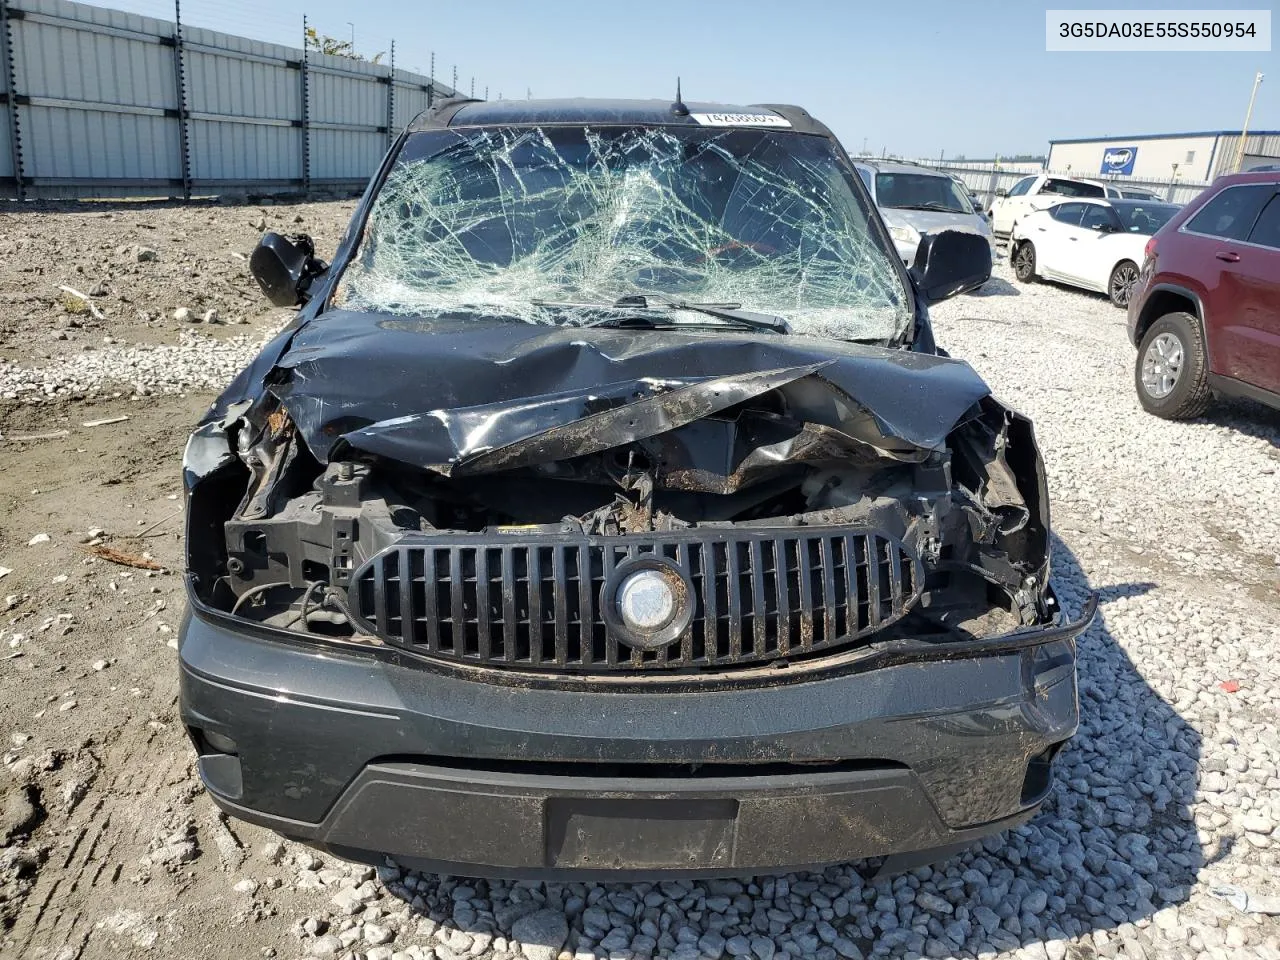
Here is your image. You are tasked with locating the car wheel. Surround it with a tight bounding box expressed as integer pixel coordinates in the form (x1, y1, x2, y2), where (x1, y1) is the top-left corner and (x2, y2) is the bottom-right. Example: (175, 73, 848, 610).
(1108, 260, 1139, 308)
(1134, 312, 1213, 419)
(1012, 240, 1036, 282)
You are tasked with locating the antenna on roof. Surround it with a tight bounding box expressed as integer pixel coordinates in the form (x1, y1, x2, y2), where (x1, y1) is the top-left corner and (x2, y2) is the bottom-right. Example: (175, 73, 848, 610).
(671, 77, 689, 117)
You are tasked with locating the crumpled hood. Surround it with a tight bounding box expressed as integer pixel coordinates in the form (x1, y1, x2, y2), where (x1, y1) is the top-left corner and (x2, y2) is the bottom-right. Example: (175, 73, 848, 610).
(258, 309, 992, 473)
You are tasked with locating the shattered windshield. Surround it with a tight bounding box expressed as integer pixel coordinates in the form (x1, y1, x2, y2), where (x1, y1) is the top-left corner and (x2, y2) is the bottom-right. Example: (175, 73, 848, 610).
(337, 125, 913, 342)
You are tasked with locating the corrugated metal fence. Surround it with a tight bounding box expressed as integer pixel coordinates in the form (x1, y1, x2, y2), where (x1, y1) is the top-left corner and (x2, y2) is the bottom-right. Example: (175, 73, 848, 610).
(911, 160, 1212, 210)
(0, 0, 462, 199)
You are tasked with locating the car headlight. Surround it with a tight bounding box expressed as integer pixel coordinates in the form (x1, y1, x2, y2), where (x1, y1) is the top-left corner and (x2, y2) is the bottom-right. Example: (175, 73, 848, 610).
(888, 224, 920, 245)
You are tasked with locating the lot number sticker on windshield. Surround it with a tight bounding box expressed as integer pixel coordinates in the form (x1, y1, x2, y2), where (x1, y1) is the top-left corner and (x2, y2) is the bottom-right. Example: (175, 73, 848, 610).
(691, 112, 792, 128)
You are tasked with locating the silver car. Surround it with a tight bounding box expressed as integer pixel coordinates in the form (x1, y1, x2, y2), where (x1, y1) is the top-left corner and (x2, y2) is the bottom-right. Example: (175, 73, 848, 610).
(854, 160, 995, 266)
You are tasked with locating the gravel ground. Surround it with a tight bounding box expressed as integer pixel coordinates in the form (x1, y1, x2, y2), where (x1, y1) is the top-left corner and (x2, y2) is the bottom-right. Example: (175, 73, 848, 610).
(1, 208, 1278, 960)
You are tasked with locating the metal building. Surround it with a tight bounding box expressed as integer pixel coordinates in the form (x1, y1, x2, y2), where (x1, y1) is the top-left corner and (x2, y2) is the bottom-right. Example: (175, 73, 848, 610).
(1046, 131, 1280, 184)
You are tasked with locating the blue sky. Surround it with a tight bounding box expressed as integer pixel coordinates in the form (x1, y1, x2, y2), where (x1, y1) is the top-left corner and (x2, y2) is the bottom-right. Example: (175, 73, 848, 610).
(112, 0, 1273, 158)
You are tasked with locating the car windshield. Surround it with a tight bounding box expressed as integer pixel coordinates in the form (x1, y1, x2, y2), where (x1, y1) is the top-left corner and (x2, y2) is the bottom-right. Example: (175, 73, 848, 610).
(874, 172, 974, 214)
(336, 125, 913, 343)
(1112, 202, 1180, 234)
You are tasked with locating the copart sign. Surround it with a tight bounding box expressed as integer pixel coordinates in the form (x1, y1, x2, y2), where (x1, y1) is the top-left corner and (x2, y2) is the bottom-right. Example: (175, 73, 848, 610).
(1100, 146, 1138, 175)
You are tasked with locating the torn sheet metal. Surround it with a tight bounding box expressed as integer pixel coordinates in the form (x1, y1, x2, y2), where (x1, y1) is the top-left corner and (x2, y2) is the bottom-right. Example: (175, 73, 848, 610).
(338, 363, 828, 476)
(266, 311, 993, 473)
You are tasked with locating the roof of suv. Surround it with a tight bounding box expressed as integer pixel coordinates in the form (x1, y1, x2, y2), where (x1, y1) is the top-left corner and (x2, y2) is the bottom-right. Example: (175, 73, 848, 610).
(1043, 197, 1179, 210)
(852, 160, 952, 178)
(1045, 175, 1110, 188)
(408, 97, 841, 140)
(1208, 169, 1280, 187)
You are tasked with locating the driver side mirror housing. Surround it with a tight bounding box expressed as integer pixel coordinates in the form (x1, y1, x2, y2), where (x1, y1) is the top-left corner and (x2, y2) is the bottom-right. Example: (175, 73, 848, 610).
(249, 232, 328, 307)
(995, 187, 1008, 198)
(909, 230, 993, 304)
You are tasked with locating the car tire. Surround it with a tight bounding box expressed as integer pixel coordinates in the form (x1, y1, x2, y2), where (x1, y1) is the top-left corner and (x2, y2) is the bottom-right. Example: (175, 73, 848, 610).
(1012, 240, 1036, 282)
(1134, 312, 1213, 420)
(1108, 260, 1139, 308)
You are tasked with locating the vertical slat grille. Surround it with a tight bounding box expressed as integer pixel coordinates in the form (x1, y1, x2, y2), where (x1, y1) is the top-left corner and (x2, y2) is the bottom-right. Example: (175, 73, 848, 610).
(500, 546, 517, 663)
(353, 528, 920, 674)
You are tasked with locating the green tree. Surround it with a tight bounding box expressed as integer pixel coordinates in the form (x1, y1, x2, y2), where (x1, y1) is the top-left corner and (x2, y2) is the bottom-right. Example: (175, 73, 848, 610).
(305, 27, 384, 64)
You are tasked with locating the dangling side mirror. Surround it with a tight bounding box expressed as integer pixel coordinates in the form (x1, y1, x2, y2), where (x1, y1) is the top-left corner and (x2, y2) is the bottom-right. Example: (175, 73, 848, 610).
(909, 230, 993, 304)
(249, 233, 328, 307)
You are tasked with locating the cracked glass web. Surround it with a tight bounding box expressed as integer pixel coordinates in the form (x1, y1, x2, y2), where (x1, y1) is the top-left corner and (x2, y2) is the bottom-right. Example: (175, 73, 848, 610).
(337, 125, 913, 341)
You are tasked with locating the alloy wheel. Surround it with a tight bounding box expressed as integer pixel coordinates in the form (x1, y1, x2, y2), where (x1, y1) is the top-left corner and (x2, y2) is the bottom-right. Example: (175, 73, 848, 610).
(1111, 264, 1138, 305)
(1141, 332, 1183, 399)
(1013, 244, 1033, 277)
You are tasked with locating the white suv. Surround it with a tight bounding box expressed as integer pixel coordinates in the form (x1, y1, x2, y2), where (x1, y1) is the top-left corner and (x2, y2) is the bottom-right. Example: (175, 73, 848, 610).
(989, 174, 1121, 239)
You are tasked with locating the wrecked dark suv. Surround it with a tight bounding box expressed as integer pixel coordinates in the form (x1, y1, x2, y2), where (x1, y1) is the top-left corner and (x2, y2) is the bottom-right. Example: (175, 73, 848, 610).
(180, 97, 1095, 878)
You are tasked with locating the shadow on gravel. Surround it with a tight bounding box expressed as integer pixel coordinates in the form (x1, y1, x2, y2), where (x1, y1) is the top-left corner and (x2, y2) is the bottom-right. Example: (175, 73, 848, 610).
(377, 536, 1202, 960)
(967, 276, 1020, 298)
(1197, 398, 1280, 449)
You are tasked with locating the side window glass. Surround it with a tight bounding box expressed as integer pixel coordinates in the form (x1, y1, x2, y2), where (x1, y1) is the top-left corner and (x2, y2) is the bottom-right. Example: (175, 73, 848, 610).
(1008, 177, 1034, 197)
(1051, 203, 1086, 225)
(1246, 194, 1280, 249)
(1081, 205, 1116, 231)
(1045, 179, 1105, 198)
(1185, 184, 1274, 241)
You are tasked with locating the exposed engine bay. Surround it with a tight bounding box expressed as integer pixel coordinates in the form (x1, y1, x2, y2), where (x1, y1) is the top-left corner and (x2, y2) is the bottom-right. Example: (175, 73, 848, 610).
(185, 319, 1056, 674)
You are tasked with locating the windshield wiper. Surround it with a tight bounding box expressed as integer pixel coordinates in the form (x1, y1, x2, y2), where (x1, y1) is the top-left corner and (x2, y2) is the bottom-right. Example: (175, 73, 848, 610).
(530, 295, 791, 334)
(891, 202, 964, 213)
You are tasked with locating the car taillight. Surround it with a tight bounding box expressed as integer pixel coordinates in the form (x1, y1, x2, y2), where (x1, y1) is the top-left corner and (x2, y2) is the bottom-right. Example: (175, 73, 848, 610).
(1144, 236, 1157, 260)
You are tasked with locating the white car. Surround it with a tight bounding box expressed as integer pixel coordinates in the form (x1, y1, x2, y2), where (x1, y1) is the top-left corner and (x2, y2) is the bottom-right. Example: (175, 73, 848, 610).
(1009, 198, 1182, 307)
(853, 160, 995, 266)
(989, 174, 1123, 239)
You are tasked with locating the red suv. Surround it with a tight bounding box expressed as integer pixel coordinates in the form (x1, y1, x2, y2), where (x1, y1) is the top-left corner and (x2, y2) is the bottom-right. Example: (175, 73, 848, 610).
(1127, 170, 1280, 419)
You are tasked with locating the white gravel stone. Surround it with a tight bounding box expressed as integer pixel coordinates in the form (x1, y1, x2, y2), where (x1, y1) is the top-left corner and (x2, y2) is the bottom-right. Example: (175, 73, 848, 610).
(330, 888, 365, 916)
(307, 934, 342, 957)
(511, 909, 568, 960)
(0, 322, 288, 403)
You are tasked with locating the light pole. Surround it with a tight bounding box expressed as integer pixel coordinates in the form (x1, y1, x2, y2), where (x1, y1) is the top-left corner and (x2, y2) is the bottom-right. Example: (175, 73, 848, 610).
(346, 22, 354, 52)
(1235, 71, 1264, 172)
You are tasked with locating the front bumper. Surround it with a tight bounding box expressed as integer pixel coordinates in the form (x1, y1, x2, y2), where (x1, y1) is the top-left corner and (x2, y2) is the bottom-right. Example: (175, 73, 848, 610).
(179, 595, 1093, 878)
